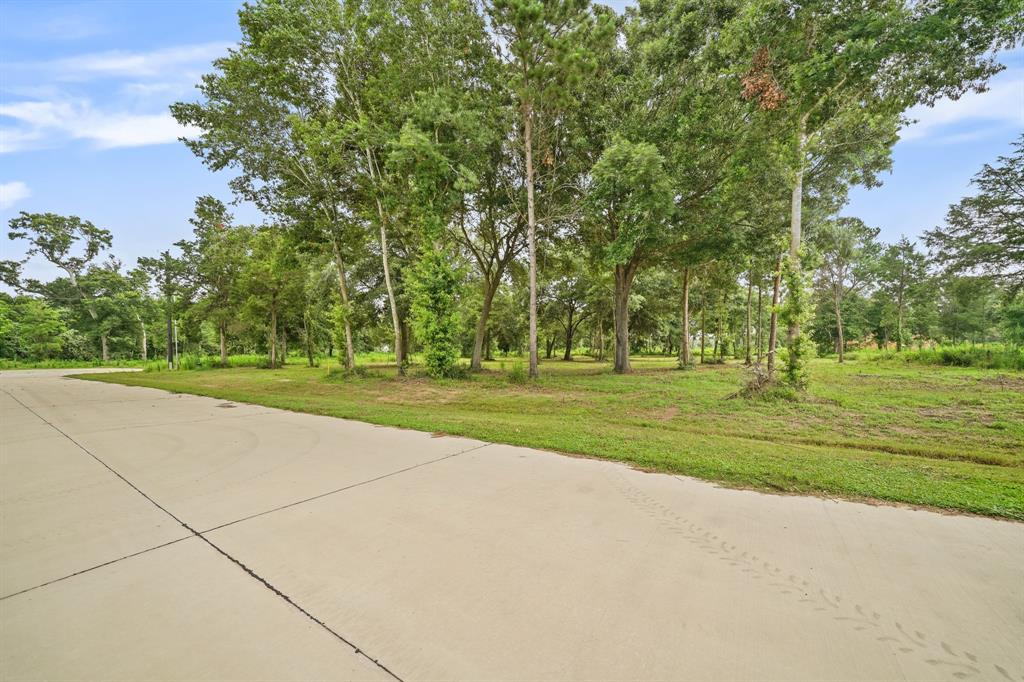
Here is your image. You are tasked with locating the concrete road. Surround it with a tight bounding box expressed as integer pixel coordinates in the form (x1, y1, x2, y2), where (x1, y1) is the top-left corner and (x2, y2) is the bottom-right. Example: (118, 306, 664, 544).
(1, 369, 1022, 682)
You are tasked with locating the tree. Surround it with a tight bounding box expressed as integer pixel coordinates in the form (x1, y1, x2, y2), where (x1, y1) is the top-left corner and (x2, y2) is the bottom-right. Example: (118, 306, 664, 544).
(583, 137, 674, 373)
(877, 236, 929, 351)
(937, 276, 1000, 344)
(926, 137, 1024, 293)
(0, 297, 67, 360)
(173, 0, 488, 374)
(487, 0, 614, 378)
(137, 251, 190, 369)
(812, 218, 880, 361)
(733, 0, 1019, 383)
(541, 254, 597, 361)
(238, 227, 303, 368)
(5, 212, 114, 359)
(178, 197, 250, 365)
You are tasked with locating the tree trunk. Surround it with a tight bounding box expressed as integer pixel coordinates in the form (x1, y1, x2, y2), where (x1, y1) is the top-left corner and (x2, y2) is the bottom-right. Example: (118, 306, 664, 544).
(219, 322, 227, 366)
(896, 289, 905, 352)
(678, 267, 690, 368)
(563, 309, 575, 361)
(400, 317, 411, 363)
(363, 145, 404, 375)
(700, 302, 706, 364)
(756, 282, 763, 364)
(280, 328, 287, 365)
(484, 328, 494, 361)
(375, 204, 403, 374)
(523, 102, 539, 379)
(269, 306, 277, 368)
(834, 290, 845, 363)
(767, 254, 782, 376)
(613, 264, 635, 373)
(545, 336, 554, 359)
(165, 308, 173, 370)
(597, 317, 605, 362)
(101, 333, 109, 362)
(745, 273, 753, 365)
(470, 277, 499, 370)
(788, 125, 806, 344)
(136, 313, 147, 361)
(303, 315, 315, 368)
(330, 238, 356, 371)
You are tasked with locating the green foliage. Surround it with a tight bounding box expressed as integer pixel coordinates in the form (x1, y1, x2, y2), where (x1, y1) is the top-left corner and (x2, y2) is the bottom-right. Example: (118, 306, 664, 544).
(0, 296, 67, 360)
(585, 137, 675, 268)
(855, 345, 1024, 371)
(143, 353, 268, 372)
(409, 248, 463, 378)
(780, 256, 812, 390)
(487, 0, 615, 109)
(5, 212, 113, 288)
(505, 361, 528, 384)
(926, 136, 1024, 293)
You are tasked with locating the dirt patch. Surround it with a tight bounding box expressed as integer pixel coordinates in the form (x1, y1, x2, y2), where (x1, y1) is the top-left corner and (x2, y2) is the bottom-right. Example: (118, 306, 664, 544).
(373, 382, 467, 405)
(626, 405, 680, 422)
(977, 374, 1024, 391)
(918, 406, 963, 420)
(653, 406, 680, 421)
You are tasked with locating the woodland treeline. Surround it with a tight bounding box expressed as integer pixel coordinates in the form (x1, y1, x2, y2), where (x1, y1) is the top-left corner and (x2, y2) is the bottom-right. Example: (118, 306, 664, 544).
(2, 0, 1022, 384)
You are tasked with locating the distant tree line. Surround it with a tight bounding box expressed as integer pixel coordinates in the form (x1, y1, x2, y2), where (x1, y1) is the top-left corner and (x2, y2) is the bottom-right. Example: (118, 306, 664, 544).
(2, 0, 1021, 385)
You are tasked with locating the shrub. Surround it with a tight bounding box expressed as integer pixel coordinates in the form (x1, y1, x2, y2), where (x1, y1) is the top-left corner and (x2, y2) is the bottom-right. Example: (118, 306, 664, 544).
(860, 344, 1023, 370)
(506, 361, 528, 384)
(410, 248, 461, 378)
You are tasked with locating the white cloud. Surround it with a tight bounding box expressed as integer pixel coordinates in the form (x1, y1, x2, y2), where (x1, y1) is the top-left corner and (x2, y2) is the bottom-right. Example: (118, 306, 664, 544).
(0, 41, 220, 154)
(900, 68, 1024, 143)
(0, 98, 200, 153)
(14, 42, 229, 81)
(0, 181, 31, 210)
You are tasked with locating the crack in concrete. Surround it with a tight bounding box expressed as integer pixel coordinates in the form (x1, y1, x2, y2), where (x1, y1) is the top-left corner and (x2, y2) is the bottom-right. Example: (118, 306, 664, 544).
(0, 537, 193, 601)
(200, 442, 493, 534)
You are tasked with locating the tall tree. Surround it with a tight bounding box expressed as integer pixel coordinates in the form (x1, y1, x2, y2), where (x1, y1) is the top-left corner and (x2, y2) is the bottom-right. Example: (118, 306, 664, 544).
(487, 0, 614, 378)
(5, 212, 114, 359)
(178, 196, 250, 365)
(239, 228, 304, 368)
(925, 137, 1024, 293)
(733, 0, 1019, 379)
(812, 217, 880, 362)
(582, 137, 674, 373)
(877, 236, 929, 351)
(137, 251, 190, 369)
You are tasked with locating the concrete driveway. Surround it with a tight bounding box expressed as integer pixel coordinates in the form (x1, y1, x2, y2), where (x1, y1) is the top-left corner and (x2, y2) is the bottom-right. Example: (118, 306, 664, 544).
(1, 369, 1022, 682)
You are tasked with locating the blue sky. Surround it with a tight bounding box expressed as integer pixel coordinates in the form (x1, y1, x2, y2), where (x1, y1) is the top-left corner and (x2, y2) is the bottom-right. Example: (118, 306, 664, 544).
(1, 0, 1021, 284)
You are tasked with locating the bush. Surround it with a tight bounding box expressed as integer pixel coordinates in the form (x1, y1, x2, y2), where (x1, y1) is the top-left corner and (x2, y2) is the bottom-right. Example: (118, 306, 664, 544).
(143, 352, 270, 372)
(860, 344, 1023, 370)
(506, 361, 528, 384)
(410, 248, 461, 378)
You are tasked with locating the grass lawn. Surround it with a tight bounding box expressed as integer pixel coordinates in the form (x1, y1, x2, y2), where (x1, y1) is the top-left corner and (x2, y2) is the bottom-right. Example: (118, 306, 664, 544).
(80, 355, 1024, 520)
(0, 359, 147, 370)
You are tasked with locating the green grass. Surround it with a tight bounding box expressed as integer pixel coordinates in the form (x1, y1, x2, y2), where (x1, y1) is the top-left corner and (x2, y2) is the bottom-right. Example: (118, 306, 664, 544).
(79, 354, 1024, 520)
(847, 344, 1024, 370)
(0, 358, 146, 370)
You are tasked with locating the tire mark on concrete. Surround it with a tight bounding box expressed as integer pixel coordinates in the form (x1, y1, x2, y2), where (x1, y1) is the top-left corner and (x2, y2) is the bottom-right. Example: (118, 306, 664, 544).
(607, 468, 1021, 682)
